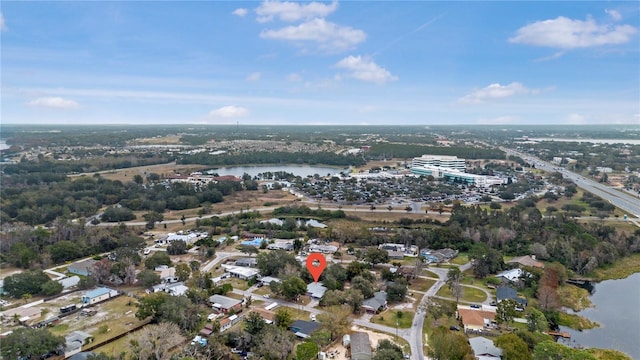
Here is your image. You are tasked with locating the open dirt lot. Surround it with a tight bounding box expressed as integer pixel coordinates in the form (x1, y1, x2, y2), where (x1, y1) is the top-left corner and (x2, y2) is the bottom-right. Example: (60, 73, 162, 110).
(68, 162, 207, 182)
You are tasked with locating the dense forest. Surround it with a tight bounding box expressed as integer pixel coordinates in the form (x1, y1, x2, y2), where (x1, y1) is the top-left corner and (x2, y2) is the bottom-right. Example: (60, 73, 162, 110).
(0, 170, 243, 225)
(179, 151, 365, 167)
(365, 143, 506, 160)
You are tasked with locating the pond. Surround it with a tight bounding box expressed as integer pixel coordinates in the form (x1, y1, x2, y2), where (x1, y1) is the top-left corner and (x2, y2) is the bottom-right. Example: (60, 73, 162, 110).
(207, 165, 345, 178)
(559, 272, 640, 359)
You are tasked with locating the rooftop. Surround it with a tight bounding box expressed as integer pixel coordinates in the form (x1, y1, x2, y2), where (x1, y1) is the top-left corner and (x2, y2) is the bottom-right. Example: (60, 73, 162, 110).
(208, 295, 242, 310)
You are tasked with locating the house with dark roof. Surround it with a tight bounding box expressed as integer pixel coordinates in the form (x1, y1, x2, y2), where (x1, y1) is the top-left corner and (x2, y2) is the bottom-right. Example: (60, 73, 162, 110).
(496, 286, 527, 307)
(289, 320, 319, 338)
(235, 257, 258, 267)
(350, 332, 372, 360)
(67, 259, 97, 276)
(362, 291, 387, 314)
(469, 336, 503, 360)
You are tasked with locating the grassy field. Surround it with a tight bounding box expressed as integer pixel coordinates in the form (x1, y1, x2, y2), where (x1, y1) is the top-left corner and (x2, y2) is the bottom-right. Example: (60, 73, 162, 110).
(449, 254, 469, 266)
(588, 253, 640, 281)
(409, 278, 436, 292)
(422, 269, 439, 278)
(557, 312, 599, 330)
(436, 286, 487, 303)
(371, 310, 414, 329)
(558, 284, 593, 311)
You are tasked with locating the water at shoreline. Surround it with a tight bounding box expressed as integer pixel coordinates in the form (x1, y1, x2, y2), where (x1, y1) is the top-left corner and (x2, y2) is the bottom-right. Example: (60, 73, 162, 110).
(558, 273, 640, 359)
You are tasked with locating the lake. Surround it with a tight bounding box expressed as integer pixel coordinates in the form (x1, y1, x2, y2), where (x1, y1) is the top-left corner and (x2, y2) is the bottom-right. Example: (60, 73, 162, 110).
(207, 165, 346, 178)
(559, 272, 640, 359)
(0, 140, 9, 151)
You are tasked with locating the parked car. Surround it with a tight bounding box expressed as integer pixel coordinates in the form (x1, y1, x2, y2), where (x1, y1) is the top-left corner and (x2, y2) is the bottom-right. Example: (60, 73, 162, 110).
(263, 294, 270, 299)
(311, 314, 316, 322)
(449, 326, 460, 331)
(470, 304, 481, 309)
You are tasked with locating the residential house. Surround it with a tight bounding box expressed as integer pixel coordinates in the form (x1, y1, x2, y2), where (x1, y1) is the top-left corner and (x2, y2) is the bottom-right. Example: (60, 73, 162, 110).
(64, 330, 93, 358)
(81, 287, 119, 305)
(362, 291, 388, 314)
(1, 306, 41, 323)
(223, 265, 259, 280)
(289, 320, 319, 338)
(219, 314, 241, 332)
(350, 332, 372, 360)
(457, 306, 496, 333)
(469, 336, 503, 360)
(306, 282, 328, 299)
(235, 258, 258, 267)
(387, 250, 404, 260)
(57, 276, 80, 289)
(496, 287, 527, 307)
(507, 255, 545, 269)
(267, 242, 294, 251)
(166, 232, 198, 245)
(308, 244, 339, 254)
(496, 268, 523, 283)
(68, 259, 98, 276)
(209, 295, 243, 314)
(259, 276, 282, 286)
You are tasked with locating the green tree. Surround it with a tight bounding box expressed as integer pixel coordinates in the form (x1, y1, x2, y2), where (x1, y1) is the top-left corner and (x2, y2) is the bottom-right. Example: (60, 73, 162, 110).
(145, 251, 172, 269)
(253, 326, 295, 360)
(296, 341, 319, 360)
(427, 326, 474, 360)
(136, 292, 170, 321)
(527, 308, 549, 333)
(446, 267, 464, 304)
(387, 279, 408, 302)
(280, 276, 307, 300)
(3, 270, 51, 298)
(497, 299, 518, 329)
(0, 328, 64, 359)
(167, 240, 187, 255)
(40, 280, 64, 296)
(175, 263, 191, 282)
(257, 250, 300, 277)
(317, 305, 352, 341)
(364, 247, 389, 265)
(244, 311, 266, 335)
(274, 308, 293, 329)
(238, 244, 259, 257)
(373, 339, 404, 360)
(496, 333, 533, 360)
(138, 269, 162, 287)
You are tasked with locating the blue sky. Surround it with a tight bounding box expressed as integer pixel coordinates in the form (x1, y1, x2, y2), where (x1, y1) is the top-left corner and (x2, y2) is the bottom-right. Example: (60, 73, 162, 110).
(1, 1, 639, 125)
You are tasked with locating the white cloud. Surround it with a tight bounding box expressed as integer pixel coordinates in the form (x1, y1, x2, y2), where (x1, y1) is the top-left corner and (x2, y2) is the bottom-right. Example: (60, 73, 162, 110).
(509, 16, 638, 49)
(246, 72, 261, 81)
(605, 9, 622, 21)
(27, 97, 80, 109)
(233, 8, 248, 17)
(334, 56, 397, 84)
(209, 105, 249, 118)
(286, 73, 303, 82)
(260, 18, 366, 53)
(256, 0, 338, 23)
(0, 13, 6, 31)
(459, 82, 540, 104)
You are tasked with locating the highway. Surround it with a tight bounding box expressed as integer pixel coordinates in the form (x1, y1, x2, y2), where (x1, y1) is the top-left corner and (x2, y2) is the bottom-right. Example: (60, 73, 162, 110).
(503, 148, 640, 219)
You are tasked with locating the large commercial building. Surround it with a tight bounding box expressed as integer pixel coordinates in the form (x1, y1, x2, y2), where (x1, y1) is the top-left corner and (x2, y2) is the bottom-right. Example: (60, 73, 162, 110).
(411, 155, 466, 171)
(411, 154, 504, 188)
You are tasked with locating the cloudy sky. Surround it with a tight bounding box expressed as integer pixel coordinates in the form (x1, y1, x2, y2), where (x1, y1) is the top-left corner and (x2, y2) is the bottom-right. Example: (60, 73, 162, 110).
(1, 1, 639, 125)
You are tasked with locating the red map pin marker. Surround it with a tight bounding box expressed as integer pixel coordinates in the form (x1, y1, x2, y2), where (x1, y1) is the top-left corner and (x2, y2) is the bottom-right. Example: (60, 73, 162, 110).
(306, 253, 327, 283)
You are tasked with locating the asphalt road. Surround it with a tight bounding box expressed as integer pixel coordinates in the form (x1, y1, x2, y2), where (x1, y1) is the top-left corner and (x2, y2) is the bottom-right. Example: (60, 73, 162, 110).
(503, 148, 640, 218)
